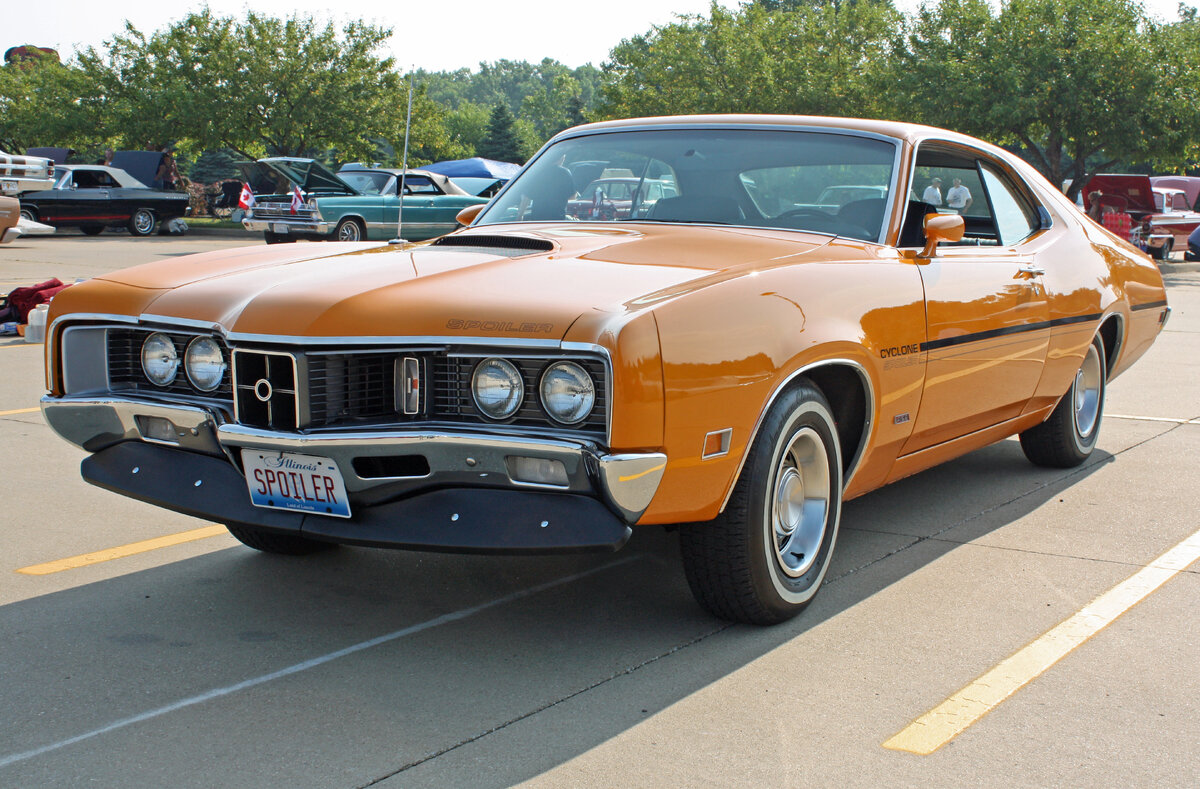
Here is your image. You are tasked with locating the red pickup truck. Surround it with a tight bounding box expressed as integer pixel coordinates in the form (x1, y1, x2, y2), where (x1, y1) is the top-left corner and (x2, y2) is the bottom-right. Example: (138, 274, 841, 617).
(1084, 173, 1200, 259)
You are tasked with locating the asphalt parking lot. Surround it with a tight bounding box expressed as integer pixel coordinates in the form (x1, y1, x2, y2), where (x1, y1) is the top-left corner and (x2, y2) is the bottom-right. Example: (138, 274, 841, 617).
(1, 233, 1197, 788)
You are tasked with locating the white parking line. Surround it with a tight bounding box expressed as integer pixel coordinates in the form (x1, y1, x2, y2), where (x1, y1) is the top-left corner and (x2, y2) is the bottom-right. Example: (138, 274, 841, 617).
(0, 556, 640, 770)
(1108, 414, 1200, 424)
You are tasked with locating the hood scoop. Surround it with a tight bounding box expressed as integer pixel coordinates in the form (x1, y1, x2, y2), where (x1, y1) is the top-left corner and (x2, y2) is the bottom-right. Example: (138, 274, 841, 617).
(430, 234, 555, 257)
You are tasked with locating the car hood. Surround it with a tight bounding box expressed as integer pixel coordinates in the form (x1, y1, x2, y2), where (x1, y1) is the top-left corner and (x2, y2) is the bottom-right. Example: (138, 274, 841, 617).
(97, 225, 838, 341)
(237, 158, 359, 197)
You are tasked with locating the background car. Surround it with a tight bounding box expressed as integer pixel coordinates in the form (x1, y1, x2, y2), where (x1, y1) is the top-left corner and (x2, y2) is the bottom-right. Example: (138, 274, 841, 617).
(1084, 173, 1200, 259)
(18, 164, 190, 236)
(240, 158, 489, 244)
(566, 176, 679, 220)
(0, 150, 54, 195)
(41, 115, 1168, 625)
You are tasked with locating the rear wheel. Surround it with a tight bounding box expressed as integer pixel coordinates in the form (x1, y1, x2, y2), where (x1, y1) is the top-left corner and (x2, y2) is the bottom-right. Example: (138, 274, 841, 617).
(679, 381, 843, 625)
(128, 208, 157, 236)
(80, 225, 105, 236)
(1020, 334, 1106, 468)
(224, 522, 336, 555)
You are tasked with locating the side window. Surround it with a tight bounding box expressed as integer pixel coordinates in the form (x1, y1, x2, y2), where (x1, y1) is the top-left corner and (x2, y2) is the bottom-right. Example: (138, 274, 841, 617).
(1171, 193, 1187, 211)
(980, 165, 1038, 245)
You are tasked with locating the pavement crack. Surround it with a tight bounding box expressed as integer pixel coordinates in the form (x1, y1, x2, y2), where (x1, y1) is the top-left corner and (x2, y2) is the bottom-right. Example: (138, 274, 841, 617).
(356, 623, 733, 788)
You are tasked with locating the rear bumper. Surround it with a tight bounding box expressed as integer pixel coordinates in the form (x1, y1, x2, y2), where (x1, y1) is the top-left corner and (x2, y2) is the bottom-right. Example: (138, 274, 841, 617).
(43, 394, 667, 549)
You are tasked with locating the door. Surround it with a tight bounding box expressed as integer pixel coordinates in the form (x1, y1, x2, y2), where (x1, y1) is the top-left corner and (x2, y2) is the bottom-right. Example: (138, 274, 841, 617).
(901, 152, 1051, 453)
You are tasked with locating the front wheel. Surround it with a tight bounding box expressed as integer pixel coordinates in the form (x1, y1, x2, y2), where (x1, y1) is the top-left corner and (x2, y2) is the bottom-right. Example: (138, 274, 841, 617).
(679, 381, 843, 625)
(334, 218, 364, 242)
(1020, 334, 1106, 467)
(80, 225, 105, 236)
(225, 522, 336, 555)
(128, 208, 157, 236)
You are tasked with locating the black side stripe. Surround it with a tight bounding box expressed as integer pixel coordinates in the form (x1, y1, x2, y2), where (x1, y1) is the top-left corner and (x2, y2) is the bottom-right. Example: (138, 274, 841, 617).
(1130, 300, 1168, 312)
(920, 312, 1103, 352)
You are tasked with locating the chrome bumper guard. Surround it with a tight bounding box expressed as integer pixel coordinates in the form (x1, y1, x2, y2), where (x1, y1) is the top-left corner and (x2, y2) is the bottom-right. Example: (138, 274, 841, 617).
(41, 395, 666, 524)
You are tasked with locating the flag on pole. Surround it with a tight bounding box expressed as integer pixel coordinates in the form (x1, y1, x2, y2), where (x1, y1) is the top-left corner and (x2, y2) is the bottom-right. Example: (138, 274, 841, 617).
(238, 183, 255, 210)
(290, 186, 304, 214)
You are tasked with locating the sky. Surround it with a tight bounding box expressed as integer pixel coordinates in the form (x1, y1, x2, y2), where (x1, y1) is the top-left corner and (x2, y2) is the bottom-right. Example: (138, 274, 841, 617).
(10, 0, 1197, 74)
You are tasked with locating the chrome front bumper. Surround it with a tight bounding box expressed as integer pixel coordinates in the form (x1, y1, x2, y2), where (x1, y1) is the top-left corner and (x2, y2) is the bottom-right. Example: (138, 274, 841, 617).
(242, 218, 332, 235)
(41, 395, 666, 524)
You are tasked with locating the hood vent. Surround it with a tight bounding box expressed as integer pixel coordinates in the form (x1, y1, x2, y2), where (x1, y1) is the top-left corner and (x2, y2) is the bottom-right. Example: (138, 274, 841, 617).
(430, 235, 554, 256)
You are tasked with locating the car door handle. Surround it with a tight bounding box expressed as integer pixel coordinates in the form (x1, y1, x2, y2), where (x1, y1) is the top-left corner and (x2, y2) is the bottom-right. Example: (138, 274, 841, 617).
(1015, 266, 1045, 279)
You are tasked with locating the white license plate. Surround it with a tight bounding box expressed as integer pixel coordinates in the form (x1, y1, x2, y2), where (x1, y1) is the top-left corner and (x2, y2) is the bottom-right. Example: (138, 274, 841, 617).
(0, 181, 16, 194)
(271, 222, 290, 233)
(243, 450, 351, 518)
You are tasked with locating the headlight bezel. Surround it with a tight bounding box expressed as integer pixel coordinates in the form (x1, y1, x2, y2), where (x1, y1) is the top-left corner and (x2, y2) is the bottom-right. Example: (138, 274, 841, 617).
(184, 335, 227, 392)
(538, 361, 597, 425)
(471, 357, 526, 420)
(140, 332, 180, 387)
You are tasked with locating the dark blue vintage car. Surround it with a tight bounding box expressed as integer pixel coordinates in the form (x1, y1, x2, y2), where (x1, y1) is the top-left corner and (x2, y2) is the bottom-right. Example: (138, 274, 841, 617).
(18, 164, 190, 236)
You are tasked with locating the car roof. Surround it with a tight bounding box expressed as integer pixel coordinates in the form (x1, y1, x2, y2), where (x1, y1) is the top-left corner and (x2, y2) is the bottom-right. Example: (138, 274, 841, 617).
(59, 164, 148, 189)
(558, 114, 975, 147)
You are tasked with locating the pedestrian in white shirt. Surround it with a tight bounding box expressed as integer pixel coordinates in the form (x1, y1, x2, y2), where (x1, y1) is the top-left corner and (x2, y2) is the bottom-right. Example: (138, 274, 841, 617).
(922, 178, 943, 206)
(946, 178, 973, 212)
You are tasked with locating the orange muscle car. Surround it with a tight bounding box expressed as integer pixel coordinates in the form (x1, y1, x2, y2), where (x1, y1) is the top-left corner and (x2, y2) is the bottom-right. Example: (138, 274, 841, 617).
(41, 116, 1169, 624)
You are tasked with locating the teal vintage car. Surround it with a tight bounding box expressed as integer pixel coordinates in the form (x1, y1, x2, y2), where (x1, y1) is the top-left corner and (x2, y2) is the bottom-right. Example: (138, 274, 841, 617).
(239, 158, 489, 244)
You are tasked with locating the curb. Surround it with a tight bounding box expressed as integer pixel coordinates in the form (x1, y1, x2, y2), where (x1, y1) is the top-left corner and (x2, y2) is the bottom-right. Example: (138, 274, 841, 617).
(1159, 261, 1200, 274)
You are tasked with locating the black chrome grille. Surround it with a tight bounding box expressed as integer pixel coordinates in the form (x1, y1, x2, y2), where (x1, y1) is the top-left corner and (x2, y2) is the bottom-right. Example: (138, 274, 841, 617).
(233, 350, 299, 429)
(106, 328, 233, 403)
(304, 350, 607, 437)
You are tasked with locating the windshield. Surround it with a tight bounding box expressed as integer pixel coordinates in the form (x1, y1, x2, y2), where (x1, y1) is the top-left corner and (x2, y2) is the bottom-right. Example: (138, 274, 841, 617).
(340, 171, 393, 195)
(477, 128, 897, 242)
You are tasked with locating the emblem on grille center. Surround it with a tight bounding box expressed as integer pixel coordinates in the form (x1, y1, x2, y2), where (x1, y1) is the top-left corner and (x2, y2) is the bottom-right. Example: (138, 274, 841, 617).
(253, 378, 273, 402)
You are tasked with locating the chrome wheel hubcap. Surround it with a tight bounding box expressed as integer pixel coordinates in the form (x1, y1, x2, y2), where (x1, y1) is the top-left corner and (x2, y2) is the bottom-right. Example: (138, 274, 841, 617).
(133, 211, 153, 233)
(772, 427, 830, 578)
(339, 223, 360, 241)
(1073, 343, 1102, 439)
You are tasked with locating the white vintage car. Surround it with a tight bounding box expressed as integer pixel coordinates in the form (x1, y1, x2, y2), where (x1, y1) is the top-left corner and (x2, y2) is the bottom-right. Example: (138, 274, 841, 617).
(0, 150, 55, 196)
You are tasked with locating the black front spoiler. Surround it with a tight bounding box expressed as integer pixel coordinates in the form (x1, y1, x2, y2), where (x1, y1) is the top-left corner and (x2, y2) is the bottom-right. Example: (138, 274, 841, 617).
(82, 442, 632, 554)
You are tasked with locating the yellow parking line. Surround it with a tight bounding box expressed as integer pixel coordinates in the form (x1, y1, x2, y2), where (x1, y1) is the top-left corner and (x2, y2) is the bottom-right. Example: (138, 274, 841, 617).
(16, 525, 229, 575)
(0, 407, 39, 416)
(0, 342, 41, 349)
(884, 527, 1200, 755)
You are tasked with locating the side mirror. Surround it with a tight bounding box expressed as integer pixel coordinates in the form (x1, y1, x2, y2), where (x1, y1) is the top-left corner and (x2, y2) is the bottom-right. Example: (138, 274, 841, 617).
(920, 213, 965, 258)
(456, 204, 485, 226)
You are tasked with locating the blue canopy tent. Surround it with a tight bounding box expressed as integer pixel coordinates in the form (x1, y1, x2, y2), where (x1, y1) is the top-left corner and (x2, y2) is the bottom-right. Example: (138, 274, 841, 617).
(419, 158, 520, 199)
(419, 157, 520, 179)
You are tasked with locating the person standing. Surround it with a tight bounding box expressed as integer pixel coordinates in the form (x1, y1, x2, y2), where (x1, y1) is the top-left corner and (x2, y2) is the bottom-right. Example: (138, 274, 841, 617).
(946, 178, 973, 212)
(922, 177, 943, 206)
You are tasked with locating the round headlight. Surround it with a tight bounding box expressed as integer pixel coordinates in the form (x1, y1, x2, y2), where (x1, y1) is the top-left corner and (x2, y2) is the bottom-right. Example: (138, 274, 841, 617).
(141, 333, 179, 386)
(185, 336, 226, 392)
(540, 362, 596, 425)
(472, 358, 525, 419)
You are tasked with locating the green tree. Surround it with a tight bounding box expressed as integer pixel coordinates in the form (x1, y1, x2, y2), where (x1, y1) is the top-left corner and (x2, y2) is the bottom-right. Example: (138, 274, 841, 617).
(598, 1, 899, 119)
(477, 102, 524, 162)
(77, 10, 407, 161)
(887, 0, 1199, 198)
(0, 51, 102, 152)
